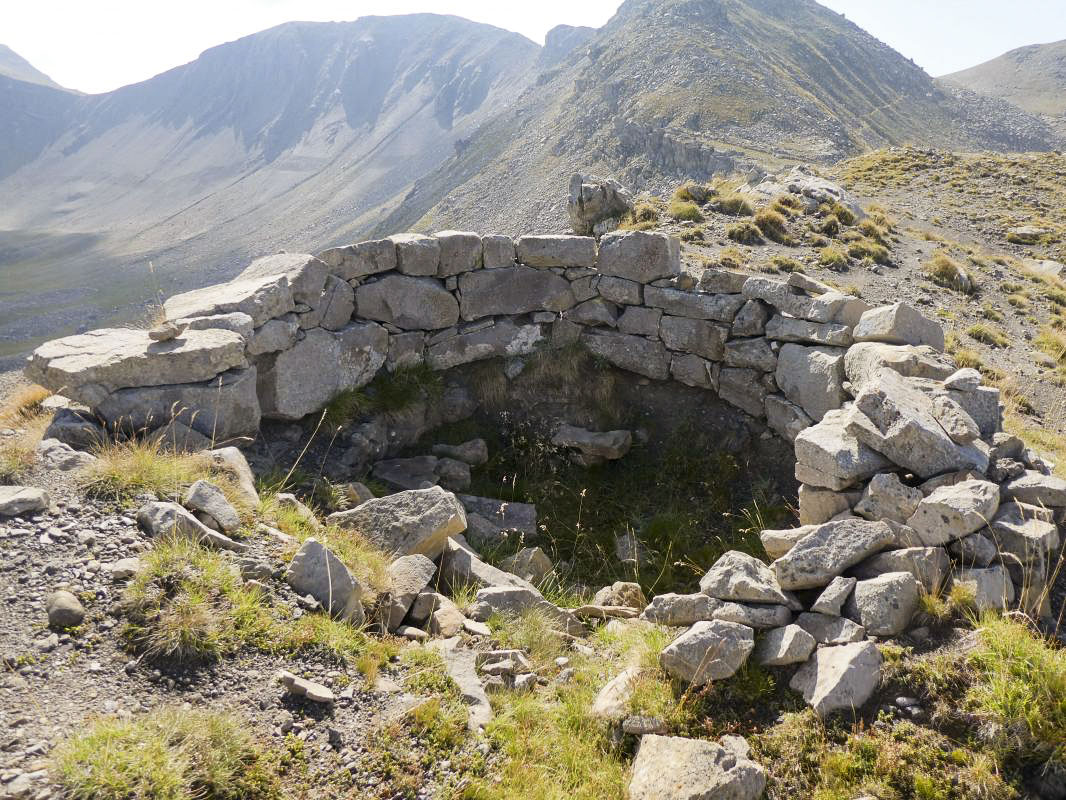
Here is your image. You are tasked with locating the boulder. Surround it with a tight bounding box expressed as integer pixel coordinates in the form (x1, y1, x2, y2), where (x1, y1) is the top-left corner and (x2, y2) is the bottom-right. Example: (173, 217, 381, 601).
(670, 353, 719, 390)
(852, 303, 945, 351)
(499, 547, 554, 583)
(458, 496, 537, 537)
(458, 266, 575, 321)
(515, 235, 597, 267)
(850, 547, 949, 593)
(257, 323, 387, 420)
(645, 286, 747, 322)
(711, 602, 792, 629)
(811, 576, 857, 616)
(430, 640, 492, 731)
(35, 438, 96, 471)
(435, 231, 483, 276)
(731, 300, 771, 337)
(426, 320, 546, 370)
(598, 276, 644, 305)
(619, 306, 663, 337)
(568, 297, 618, 327)
(183, 480, 240, 534)
(246, 318, 300, 356)
(699, 550, 795, 606)
(760, 525, 818, 560)
(43, 407, 104, 450)
(582, 330, 670, 380)
(640, 593, 719, 627)
(724, 338, 778, 372)
(26, 328, 248, 408)
(177, 311, 255, 340)
(699, 267, 749, 294)
(847, 370, 988, 478)
(765, 315, 852, 346)
(207, 447, 260, 506)
(795, 612, 866, 644)
(931, 396, 980, 444)
(843, 342, 955, 390)
(355, 275, 459, 330)
(0, 486, 50, 516)
(742, 277, 846, 323)
(905, 480, 1000, 545)
(135, 501, 245, 552)
(481, 234, 516, 269)
(628, 735, 766, 800)
(327, 487, 467, 558)
(389, 233, 440, 276)
(568, 174, 633, 236)
(660, 316, 729, 360)
(990, 501, 1060, 566)
(235, 253, 327, 307)
(46, 590, 85, 628)
(948, 532, 997, 568)
(593, 582, 648, 610)
(163, 274, 294, 328)
(318, 238, 396, 280)
(660, 620, 754, 685)
(590, 666, 642, 720)
(765, 395, 813, 442)
(385, 555, 437, 631)
(285, 538, 364, 624)
(772, 519, 896, 590)
(790, 641, 882, 717)
(718, 367, 770, 418)
(953, 565, 1015, 611)
(798, 484, 853, 526)
(1002, 471, 1066, 508)
(438, 537, 534, 592)
(596, 231, 680, 283)
(794, 409, 892, 491)
(755, 624, 817, 666)
(843, 572, 920, 636)
(551, 425, 632, 462)
(466, 586, 584, 635)
(431, 439, 488, 466)
(854, 472, 922, 524)
(776, 344, 847, 422)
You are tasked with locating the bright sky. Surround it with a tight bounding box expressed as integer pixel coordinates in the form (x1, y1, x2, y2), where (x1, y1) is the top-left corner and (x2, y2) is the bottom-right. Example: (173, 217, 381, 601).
(4, 0, 1066, 94)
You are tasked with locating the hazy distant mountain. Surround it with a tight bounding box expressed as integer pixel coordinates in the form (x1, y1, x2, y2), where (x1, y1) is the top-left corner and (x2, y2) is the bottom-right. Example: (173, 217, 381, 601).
(0, 2, 1061, 356)
(0, 44, 65, 89)
(941, 39, 1066, 117)
(375, 0, 1062, 237)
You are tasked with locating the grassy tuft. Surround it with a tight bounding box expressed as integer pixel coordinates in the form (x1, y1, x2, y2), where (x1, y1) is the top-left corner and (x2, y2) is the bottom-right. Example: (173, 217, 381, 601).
(818, 247, 848, 270)
(924, 252, 976, 294)
(52, 708, 285, 800)
(754, 208, 790, 243)
(667, 200, 703, 222)
(715, 194, 755, 217)
(846, 238, 890, 264)
(966, 323, 1009, 348)
(727, 221, 763, 245)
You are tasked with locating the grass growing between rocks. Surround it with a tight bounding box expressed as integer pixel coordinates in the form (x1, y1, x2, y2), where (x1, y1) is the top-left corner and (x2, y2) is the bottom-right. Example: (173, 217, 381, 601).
(52, 708, 290, 800)
(323, 363, 443, 431)
(0, 383, 51, 480)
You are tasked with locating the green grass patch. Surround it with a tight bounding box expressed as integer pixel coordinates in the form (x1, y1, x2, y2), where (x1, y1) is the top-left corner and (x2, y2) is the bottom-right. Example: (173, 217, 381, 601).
(52, 708, 288, 800)
(818, 247, 848, 270)
(754, 208, 790, 243)
(846, 238, 890, 264)
(715, 194, 755, 217)
(667, 200, 703, 222)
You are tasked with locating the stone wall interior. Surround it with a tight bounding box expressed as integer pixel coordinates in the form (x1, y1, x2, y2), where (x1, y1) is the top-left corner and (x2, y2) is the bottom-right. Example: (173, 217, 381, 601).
(23, 220, 1066, 724)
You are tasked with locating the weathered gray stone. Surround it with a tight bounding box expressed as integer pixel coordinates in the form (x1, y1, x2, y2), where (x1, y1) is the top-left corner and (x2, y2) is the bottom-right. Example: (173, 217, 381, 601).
(645, 286, 747, 322)
(27, 328, 248, 407)
(766, 315, 852, 346)
(458, 496, 537, 537)
(46, 590, 85, 628)
(208, 447, 259, 507)
(388, 233, 440, 276)
(699, 267, 749, 294)
(176, 312, 255, 340)
(659, 620, 754, 685)
(854, 473, 923, 524)
(430, 595, 466, 637)
(278, 670, 335, 703)
(582, 330, 670, 380)
(798, 485, 854, 526)
(516, 235, 597, 267)
(712, 602, 792, 629)
(135, 501, 245, 552)
(843, 572, 919, 636)
(386, 331, 425, 371)
(500, 546, 554, 584)
(481, 234, 516, 269)
(931, 395, 981, 444)
(772, 519, 895, 590)
(466, 585, 584, 635)
(795, 612, 866, 644)
(700, 551, 794, 606)
(742, 277, 847, 323)
(755, 624, 817, 666)
(794, 409, 892, 490)
(776, 344, 846, 423)
(948, 532, 997, 568)
(372, 456, 439, 491)
(236, 253, 327, 307)
(590, 666, 642, 720)
(811, 576, 857, 616)
(551, 424, 632, 461)
(725, 337, 777, 371)
(458, 266, 576, 321)
(593, 582, 648, 610)
(183, 480, 240, 534)
(640, 593, 720, 626)
(851, 547, 950, 593)
(660, 316, 728, 360)
(731, 300, 771, 337)
(670, 353, 719, 390)
(327, 486, 467, 558)
(439, 537, 534, 592)
(953, 565, 1015, 611)
(314, 275, 356, 331)
(163, 274, 294, 328)
(568, 298, 618, 327)
(597, 231, 680, 283)
(385, 555, 437, 631)
(246, 318, 299, 356)
(318, 238, 397, 280)
(568, 173, 633, 236)
(617, 306, 661, 337)
(286, 538, 364, 624)
(432, 439, 488, 466)
(427, 320, 545, 370)
(257, 324, 387, 419)
(790, 641, 882, 717)
(35, 438, 96, 471)
(990, 501, 1060, 566)
(760, 525, 818, 560)
(843, 342, 955, 390)
(765, 395, 813, 443)
(0, 486, 49, 516)
(848, 370, 989, 478)
(1002, 471, 1066, 507)
(718, 367, 769, 417)
(853, 303, 945, 351)
(598, 276, 643, 306)
(355, 275, 459, 330)
(629, 734, 767, 800)
(431, 640, 492, 731)
(944, 367, 982, 392)
(906, 480, 1000, 546)
(435, 231, 483, 276)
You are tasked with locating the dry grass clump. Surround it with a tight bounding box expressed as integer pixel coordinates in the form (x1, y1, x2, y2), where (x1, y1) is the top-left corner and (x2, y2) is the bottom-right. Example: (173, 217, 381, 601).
(727, 221, 763, 245)
(771, 194, 804, 217)
(715, 194, 755, 217)
(0, 383, 53, 480)
(1036, 327, 1066, 365)
(846, 238, 890, 264)
(667, 199, 703, 222)
(673, 182, 714, 205)
(52, 708, 285, 800)
(754, 208, 790, 243)
(818, 246, 848, 270)
(632, 202, 660, 223)
(770, 255, 804, 273)
(966, 323, 1009, 348)
(718, 246, 748, 270)
(924, 252, 976, 293)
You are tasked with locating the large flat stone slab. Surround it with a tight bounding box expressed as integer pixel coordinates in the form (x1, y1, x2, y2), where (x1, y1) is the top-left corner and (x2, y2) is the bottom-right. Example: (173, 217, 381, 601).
(163, 273, 294, 327)
(772, 519, 895, 590)
(327, 486, 466, 559)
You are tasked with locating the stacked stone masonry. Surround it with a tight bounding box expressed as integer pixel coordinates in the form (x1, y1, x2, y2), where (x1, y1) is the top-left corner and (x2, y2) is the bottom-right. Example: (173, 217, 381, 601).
(25, 228, 1062, 649)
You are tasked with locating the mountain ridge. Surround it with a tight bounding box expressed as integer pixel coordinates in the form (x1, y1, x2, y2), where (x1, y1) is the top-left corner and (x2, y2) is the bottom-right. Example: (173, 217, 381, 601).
(940, 39, 1066, 118)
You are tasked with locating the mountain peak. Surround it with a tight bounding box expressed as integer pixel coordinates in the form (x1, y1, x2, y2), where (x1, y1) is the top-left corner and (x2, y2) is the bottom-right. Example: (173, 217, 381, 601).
(942, 39, 1066, 117)
(0, 44, 67, 90)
